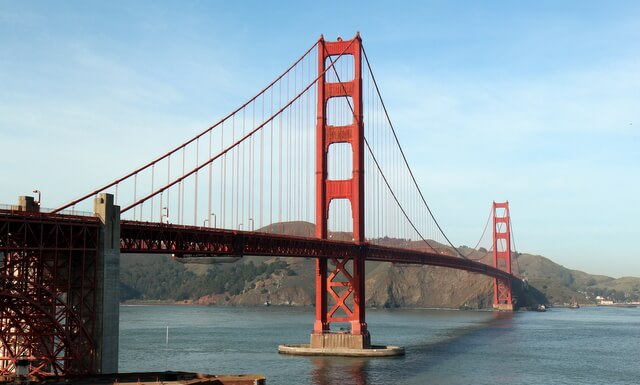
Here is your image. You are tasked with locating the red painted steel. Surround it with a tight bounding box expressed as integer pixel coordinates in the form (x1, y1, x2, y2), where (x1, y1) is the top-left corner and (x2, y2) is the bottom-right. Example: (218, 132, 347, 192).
(492, 201, 513, 308)
(118, 220, 512, 280)
(314, 34, 367, 336)
(0, 209, 516, 376)
(2, 34, 524, 375)
(0, 210, 99, 376)
(51, 41, 322, 215)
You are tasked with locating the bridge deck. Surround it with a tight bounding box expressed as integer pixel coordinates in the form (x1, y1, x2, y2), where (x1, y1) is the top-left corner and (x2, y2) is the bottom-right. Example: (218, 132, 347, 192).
(0, 211, 512, 282)
(119, 220, 512, 281)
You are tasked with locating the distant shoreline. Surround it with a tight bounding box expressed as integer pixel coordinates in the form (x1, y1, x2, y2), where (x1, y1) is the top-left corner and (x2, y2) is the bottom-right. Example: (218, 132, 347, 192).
(121, 300, 178, 306)
(121, 299, 640, 311)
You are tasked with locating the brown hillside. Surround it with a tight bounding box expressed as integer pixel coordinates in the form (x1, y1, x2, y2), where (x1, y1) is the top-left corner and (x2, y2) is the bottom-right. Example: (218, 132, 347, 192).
(122, 221, 638, 308)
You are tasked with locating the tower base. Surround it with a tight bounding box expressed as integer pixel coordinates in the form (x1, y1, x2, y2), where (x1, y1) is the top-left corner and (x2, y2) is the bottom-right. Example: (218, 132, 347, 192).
(493, 303, 514, 311)
(278, 332, 404, 357)
(310, 332, 371, 349)
(278, 344, 404, 357)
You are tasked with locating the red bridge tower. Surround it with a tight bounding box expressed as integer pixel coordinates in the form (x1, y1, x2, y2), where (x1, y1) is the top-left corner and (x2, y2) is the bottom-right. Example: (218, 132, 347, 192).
(311, 34, 369, 349)
(492, 201, 514, 311)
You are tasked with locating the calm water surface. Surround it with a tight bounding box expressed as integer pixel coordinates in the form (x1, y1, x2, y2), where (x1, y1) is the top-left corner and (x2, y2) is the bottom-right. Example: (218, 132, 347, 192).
(119, 305, 639, 384)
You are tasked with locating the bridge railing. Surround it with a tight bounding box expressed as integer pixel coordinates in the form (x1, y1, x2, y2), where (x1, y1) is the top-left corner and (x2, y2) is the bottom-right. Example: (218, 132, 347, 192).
(0, 204, 96, 218)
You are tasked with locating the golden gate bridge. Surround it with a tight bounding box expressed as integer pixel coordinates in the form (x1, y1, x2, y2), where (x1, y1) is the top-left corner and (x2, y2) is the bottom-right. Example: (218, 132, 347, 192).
(0, 33, 517, 377)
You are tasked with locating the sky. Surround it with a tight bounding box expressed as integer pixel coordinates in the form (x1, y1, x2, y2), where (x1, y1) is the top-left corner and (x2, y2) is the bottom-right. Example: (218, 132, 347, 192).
(1, 1, 638, 277)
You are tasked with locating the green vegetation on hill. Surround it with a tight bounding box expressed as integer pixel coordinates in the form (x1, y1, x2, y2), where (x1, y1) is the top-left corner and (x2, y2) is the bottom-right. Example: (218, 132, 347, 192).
(120, 254, 292, 302)
(118, 222, 640, 308)
(517, 253, 640, 304)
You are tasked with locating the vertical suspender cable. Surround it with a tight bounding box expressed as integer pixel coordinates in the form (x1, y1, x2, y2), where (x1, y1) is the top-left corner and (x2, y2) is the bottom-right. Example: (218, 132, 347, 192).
(133, 174, 137, 220)
(270, 86, 274, 228)
(221, 122, 226, 228)
(150, 164, 155, 222)
(250, 103, 255, 227)
(260, 93, 264, 229)
(194, 138, 199, 226)
(241, 109, 245, 227)
(279, 80, 283, 225)
(208, 130, 212, 227)
(287, 72, 291, 222)
(231, 115, 236, 228)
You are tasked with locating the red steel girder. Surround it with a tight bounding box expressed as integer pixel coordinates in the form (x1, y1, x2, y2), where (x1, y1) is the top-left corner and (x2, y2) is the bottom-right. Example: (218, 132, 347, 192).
(0, 210, 98, 376)
(119, 220, 513, 281)
(314, 34, 367, 335)
(1, 207, 518, 374)
(326, 256, 355, 322)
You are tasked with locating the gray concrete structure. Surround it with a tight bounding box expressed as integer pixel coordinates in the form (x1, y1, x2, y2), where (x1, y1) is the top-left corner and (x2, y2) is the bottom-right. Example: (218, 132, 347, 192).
(12, 196, 39, 212)
(278, 344, 405, 357)
(93, 193, 120, 373)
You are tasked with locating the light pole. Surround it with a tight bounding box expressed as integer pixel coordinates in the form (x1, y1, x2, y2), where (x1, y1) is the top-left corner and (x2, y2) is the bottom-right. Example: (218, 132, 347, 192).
(248, 218, 254, 231)
(238, 223, 243, 230)
(162, 207, 169, 224)
(211, 213, 216, 228)
(32, 189, 41, 206)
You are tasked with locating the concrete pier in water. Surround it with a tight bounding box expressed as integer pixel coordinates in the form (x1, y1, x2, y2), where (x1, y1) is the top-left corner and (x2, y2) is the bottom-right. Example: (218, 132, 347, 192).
(93, 193, 121, 373)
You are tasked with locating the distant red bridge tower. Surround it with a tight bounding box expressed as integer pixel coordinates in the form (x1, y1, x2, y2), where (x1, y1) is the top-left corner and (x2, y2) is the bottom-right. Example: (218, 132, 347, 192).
(493, 201, 514, 311)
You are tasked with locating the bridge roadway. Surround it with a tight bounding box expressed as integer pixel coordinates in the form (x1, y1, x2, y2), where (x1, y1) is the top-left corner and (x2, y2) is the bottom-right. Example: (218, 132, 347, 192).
(0, 210, 511, 282)
(120, 220, 512, 281)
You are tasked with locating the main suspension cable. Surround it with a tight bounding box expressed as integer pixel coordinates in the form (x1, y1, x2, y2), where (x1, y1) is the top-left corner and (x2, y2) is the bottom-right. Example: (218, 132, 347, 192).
(325, 49, 439, 254)
(361, 46, 468, 259)
(53, 39, 321, 214)
(120, 38, 357, 214)
(465, 206, 494, 260)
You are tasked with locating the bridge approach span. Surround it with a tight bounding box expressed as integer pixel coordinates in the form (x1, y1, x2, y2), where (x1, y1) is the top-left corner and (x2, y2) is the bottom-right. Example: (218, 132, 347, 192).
(120, 220, 512, 281)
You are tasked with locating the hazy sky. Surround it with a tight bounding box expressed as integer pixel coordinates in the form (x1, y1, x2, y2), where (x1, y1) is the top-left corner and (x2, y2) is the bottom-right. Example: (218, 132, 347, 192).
(1, 1, 638, 277)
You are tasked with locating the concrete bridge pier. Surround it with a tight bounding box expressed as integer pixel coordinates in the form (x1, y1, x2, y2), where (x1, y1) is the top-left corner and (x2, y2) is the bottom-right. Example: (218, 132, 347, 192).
(93, 193, 120, 373)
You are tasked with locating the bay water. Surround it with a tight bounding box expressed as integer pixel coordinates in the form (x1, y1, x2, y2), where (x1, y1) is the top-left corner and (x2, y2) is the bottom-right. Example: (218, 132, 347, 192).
(119, 305, 639, 384)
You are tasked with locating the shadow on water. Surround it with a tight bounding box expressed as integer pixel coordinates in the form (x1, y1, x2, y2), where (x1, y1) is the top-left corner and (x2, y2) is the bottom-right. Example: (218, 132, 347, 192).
(303, 312, 516, 385)
(392, 311, 517, 384)
(407, 311, 515, 357)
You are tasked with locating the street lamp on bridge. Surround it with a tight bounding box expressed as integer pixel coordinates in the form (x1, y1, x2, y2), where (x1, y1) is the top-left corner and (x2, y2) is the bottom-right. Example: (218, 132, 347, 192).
(161, 207, 169, 224)
(204, 213, 216, 228)
(32, 189, 41, 206)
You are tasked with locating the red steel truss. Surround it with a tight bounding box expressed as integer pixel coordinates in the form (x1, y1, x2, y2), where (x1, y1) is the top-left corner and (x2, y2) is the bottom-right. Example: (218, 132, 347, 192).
(492, 201, 513, 309)
(119, 220, 512, 280)
(0, 210, 515, 375)
(314, 34, 367, 336)
(0, 210, 99, 376)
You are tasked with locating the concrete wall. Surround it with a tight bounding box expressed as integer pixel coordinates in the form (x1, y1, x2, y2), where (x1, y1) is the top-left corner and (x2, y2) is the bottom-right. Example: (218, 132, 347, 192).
(93, 193, 120, 373)
(12, 195, 39, 212)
